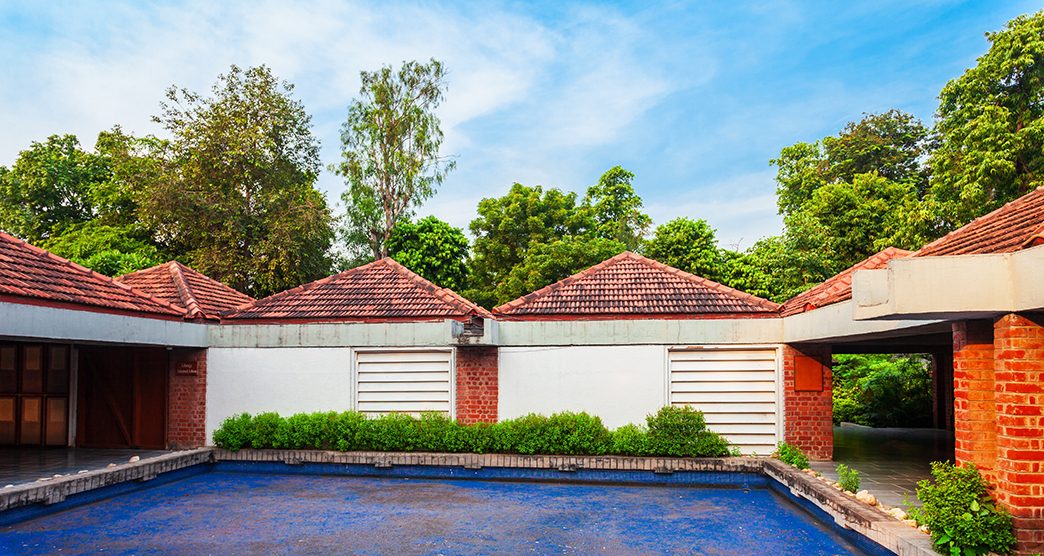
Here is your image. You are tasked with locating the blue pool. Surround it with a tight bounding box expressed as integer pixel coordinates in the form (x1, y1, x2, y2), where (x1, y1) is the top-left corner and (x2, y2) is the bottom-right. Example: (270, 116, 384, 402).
(1, 466, 882, 555)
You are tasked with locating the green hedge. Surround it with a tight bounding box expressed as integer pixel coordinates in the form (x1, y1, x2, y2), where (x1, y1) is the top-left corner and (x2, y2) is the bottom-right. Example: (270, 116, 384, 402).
(212, 405, 732, 458)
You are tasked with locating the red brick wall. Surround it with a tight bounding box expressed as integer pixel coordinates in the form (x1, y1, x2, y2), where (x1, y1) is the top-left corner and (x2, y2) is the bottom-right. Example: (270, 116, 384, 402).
(167, 348, 207, 448)
(952, 320, 997, 475)
(455, 346, 498, 425)
(782, 344, 833, 460)
(993, 313, 1044, 555)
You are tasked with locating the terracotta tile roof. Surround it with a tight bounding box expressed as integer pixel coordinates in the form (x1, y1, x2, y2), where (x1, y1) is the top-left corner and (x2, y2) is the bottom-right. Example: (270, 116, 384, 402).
(117, 261, 254, 320)
(915, 186, 1044, 257)
(780, 247, 912, 317)
(224, 257, 492, 322)
(0, 232, 185, 317)
(493, 251, 780, 319)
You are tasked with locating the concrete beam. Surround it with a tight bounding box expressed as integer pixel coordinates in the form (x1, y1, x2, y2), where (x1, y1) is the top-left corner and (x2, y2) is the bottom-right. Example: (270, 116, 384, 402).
(207, 321, 455, 348)
(0, 301, 208, 347)
(782, 300, 944, 344)
(497, 318, 784, 346)
(852, 245, 1044, 321)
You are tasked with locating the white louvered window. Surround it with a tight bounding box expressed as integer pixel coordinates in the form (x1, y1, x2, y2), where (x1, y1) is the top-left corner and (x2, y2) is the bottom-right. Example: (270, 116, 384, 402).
(668, 347, 781, 455)
(354, 350, 452, 416)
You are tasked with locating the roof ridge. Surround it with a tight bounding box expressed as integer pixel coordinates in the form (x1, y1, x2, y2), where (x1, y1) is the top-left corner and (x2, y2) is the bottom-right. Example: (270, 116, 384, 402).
(0, 232, 186, 316)
(492, 251, 635, 314)
(631, 252, 781, 311)
(167, 261, 205, 319)
(379, 257, 493, 318)
(493, 251, 780, 315)
(222, 261, 377, 317)
(914, 188, 1044, 257)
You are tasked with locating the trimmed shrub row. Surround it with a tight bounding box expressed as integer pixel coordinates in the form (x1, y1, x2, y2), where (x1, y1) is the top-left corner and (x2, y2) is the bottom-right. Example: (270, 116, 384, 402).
(213, 405, 733, 458)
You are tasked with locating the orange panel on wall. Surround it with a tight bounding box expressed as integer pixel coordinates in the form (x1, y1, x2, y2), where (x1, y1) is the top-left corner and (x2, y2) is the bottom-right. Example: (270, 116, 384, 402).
(794, 355, 825, 392)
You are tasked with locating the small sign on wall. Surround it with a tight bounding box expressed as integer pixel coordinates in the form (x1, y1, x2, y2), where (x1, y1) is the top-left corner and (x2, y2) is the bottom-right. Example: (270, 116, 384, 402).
(175, 361, 198, 376)
(794, 355, 824, 392)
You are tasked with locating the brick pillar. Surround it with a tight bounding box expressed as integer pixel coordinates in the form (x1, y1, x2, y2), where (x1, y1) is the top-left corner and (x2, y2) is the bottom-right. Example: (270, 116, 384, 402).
(167, 348, 207, 448)
(455, 346, 498, 425)
(782, 344, 833, 460)
(952, 320, 997, 475)
(993, 313, 1044, 555)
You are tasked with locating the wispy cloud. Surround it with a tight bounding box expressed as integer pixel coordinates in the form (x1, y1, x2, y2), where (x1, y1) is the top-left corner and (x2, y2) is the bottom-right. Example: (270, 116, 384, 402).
(0, 0, 1037, 248)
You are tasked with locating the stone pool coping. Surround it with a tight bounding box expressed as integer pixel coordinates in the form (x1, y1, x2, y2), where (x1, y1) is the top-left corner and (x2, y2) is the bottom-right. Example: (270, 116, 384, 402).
(0, 448, 935, 556)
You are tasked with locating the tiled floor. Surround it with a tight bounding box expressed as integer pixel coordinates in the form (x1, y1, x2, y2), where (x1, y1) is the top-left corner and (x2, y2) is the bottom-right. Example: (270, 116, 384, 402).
(0, 448, 169, 486)
(810, 425, 954, 509)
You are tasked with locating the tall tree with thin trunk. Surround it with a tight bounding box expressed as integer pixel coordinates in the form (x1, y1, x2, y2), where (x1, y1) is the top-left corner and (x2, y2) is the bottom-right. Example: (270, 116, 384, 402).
(335, 59, 455, 261)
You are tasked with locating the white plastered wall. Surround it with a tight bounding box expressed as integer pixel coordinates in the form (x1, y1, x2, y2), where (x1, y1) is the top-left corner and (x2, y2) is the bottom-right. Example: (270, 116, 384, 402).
(498, 345, 667, 429)
(206, 347, 353, 443)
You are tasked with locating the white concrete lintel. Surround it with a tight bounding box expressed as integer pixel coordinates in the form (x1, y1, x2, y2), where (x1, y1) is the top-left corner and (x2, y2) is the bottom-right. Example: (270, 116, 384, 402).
(497, 318, 784, 346)
(0, 301, 207, 347)
(852, 245, 1044, 321)
(207, 320, 455, 348)
(782, 299, 942, 344)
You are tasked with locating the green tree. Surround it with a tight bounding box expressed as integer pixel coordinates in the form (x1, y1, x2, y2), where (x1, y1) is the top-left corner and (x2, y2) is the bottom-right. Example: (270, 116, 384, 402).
(335, 59, 455, 260)
(387, 216, 470, 291)
(0, 134, 106, 242)
(583, 166, 651, 250)
(494, 236, 626, 306)
(642, 218, 726, 282)
(799, 172, 921, 265)
(928, 11, 1044, 231)
(466, 183, 591, 307)
(42, 221, 161, 276)
(140, 64, 333, 296)
(772, 110, 929, 218)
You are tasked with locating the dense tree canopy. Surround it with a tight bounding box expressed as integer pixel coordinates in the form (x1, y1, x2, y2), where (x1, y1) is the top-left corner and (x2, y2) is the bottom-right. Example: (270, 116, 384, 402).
(641, 218, 725, 282)
(583, 166, 651, 251)
(928, 11, 1044, 231)
(0, 134, 106, 243)
(336, 59, 454, 261)
(140, 64, 334, 297)
(387, 216, 470, 291)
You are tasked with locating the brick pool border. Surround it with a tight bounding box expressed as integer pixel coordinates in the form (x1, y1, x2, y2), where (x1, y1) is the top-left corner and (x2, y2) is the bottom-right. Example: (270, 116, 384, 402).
(0, 448, 935, 556)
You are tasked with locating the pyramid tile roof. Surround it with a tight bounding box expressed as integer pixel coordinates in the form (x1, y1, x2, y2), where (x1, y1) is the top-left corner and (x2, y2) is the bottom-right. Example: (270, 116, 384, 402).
(117, 261, 254, 320)
(493, 251, 780, 319)
(224, 257, 492, 322)
(780, 247, 912, 317)
(0, 232, 185, 317)
(915, 186, 1044, 257)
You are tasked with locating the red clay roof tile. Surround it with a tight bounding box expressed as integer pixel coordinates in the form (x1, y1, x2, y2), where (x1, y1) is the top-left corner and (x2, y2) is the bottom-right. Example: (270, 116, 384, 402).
(0, 232, 185, 317)
(223, 257, 491, 322)
(117, 261, 254, 320)
(915, 186, 1044, 257)
(780, 247, 912, 317)
(492, 251, 780, 319)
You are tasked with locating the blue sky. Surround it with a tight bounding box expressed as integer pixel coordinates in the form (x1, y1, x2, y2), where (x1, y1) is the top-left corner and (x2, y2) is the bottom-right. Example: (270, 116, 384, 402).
(0, 1, 1036, 248)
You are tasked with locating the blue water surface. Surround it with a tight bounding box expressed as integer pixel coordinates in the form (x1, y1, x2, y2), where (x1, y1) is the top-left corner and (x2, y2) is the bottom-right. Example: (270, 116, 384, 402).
(1, 470, 872, 555)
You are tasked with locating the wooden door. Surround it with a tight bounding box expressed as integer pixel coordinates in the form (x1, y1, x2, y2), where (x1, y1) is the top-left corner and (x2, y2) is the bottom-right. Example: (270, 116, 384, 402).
(77, 348, 168, 449)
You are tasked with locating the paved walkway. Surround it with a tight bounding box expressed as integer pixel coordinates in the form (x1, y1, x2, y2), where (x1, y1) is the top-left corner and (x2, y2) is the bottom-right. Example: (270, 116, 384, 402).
(0, 448, 169, 486)
(810, 425, 954, 509)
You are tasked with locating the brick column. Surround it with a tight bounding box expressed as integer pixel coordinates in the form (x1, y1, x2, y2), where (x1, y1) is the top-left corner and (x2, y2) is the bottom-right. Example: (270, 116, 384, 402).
(455, 346, 498, 425)
(782, 344, 833, 460)
(952, 320, 997, 475)
(167, 348, 207, 448)
(993, 313, 1044, 555)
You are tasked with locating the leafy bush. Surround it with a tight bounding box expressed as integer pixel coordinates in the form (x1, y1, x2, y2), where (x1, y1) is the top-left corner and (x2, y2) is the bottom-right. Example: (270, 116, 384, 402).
(250, 412, 284, 449)
(610, 424, 649, 456)
(913, 461, 1015, 556)
(646, 406, 730, 457)
(213, 407, 732, 458)
(775, 441, 810, 469)
(836, 463, 860, 493)
(212, 413, 252, 451)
